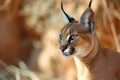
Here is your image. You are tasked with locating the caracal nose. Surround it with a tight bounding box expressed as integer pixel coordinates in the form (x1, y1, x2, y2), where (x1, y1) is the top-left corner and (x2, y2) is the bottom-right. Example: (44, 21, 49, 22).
(59, 45, 67, 52)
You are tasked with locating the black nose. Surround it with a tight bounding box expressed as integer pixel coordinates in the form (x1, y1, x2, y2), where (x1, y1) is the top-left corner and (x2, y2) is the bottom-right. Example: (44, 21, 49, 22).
(59, 45, 67, 52)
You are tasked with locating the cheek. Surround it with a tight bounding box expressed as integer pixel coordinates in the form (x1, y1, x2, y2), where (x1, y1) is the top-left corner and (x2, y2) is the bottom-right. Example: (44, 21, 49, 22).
(74, 41, 90, 57)
(71, 38, 90, 51)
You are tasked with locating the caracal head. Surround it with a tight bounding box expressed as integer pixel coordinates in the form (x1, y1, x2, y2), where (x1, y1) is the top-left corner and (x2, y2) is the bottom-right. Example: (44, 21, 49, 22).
(58, 1, 95, 58)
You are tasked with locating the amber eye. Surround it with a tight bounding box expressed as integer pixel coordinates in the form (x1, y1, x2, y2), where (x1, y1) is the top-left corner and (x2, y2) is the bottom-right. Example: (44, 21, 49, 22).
(71, 34, 78, 40)
(68, 34, 78, 43)
(59, 34, 63, 40)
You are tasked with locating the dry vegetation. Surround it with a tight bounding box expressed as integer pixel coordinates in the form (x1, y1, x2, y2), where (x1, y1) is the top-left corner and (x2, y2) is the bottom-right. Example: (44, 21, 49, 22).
(0, 0, 120, 80)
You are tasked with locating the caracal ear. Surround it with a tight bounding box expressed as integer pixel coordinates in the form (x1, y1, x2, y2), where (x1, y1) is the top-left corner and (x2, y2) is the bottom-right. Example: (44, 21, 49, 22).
(61, 1, 75, 23)
(78, 0, 95, 32)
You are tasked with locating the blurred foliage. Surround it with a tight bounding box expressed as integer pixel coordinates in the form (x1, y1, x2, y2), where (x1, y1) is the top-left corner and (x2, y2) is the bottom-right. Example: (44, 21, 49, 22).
(0, 0, 120, 80)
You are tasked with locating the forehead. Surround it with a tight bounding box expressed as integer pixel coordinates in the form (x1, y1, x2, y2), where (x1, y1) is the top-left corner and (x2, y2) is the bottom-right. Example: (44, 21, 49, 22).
(61, 23, 86, 35)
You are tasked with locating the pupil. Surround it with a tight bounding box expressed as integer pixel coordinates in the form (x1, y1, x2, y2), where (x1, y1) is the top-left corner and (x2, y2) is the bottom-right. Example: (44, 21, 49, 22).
(68, 34, 78, 42)
(70, 36, 74, 40)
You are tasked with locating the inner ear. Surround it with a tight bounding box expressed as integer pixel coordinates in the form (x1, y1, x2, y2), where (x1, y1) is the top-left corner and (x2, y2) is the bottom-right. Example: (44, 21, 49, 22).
(78, 8, 95, 32)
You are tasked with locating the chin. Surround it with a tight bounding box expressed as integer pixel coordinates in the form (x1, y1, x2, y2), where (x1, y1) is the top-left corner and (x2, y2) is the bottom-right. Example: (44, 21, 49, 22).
(62, 51, 77, 58)
(63, 53, 73, 58)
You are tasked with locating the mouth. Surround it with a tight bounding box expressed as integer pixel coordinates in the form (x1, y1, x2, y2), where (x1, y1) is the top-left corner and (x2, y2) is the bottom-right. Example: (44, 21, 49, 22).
(61, 47, 75, 56)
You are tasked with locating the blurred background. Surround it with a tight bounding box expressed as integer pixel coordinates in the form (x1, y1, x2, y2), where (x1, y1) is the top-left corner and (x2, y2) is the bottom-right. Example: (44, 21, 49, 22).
(0, 0, 120, 80)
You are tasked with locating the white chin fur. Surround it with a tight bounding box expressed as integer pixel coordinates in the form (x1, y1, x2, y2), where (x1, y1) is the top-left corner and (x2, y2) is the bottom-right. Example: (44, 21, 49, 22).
(64, 48, 71, 53)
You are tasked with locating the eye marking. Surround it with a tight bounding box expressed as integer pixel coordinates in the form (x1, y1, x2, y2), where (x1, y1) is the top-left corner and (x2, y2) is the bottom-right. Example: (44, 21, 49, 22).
(67, 35, 71, 41)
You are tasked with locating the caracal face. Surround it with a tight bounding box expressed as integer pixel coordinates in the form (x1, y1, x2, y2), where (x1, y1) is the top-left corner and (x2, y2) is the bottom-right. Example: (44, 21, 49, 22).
(59, 22, 94, 58)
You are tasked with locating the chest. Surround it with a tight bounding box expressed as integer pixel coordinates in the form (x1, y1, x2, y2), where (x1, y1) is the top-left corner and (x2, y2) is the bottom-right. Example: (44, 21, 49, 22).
(74, 57, 90, 80)
(73, 56, 120, 80)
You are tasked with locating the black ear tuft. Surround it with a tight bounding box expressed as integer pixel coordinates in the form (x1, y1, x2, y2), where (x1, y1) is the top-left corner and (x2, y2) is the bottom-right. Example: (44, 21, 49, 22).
(88, 0, 93, 7)
(61, 1, 75, 23)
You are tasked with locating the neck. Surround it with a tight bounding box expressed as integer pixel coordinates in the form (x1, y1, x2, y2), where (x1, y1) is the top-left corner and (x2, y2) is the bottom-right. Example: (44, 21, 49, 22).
(80, 35, 99, 65)
(73, 35, 99, 80)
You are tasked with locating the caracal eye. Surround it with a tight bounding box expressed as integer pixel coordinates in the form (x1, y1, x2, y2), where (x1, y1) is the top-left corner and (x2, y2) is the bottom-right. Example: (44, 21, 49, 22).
(59, 34, 63, 40)
(71, 34, 79, 40)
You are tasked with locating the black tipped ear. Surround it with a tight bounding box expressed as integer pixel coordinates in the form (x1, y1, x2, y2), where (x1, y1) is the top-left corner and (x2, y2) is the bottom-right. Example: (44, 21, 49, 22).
(61, 1, 75, 23)
(78, 0, 95, 32)
(88, 0, 93, 7)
